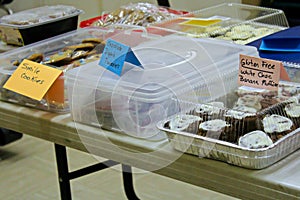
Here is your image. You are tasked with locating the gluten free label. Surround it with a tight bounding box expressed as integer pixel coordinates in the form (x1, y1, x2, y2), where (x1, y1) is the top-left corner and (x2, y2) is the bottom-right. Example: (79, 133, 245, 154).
(3, 59, 62, 101)
(238, 54, 281, 91)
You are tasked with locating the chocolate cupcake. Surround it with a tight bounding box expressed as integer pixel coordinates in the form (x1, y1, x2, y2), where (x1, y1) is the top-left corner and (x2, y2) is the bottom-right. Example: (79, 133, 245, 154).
(238, 130, 273, 149)
(284, 103, 300, 128)
(224, 109, 259, 142)
(261, 114, 295, 142)
(194, 102, 224, 121)
(233, 94, 263, 112)
(166, 114, 202, 134)
(198, 119, 230, 142)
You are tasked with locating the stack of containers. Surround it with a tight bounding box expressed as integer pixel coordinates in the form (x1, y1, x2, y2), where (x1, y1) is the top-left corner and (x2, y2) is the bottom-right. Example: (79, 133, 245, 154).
(66, 35, 258, 140)
(150, 3, 289, 44)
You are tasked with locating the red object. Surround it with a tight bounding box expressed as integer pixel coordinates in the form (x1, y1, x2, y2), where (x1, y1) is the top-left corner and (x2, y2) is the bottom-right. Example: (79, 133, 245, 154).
(79, 14, 107, 28)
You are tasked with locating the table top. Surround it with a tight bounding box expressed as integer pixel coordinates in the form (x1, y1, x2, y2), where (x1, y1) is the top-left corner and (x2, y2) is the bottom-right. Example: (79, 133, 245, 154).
(0, 101, 300, 200)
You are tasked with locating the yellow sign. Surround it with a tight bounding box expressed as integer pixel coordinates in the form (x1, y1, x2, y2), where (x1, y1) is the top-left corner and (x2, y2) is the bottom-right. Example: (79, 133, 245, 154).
(3, 59, 62, 101)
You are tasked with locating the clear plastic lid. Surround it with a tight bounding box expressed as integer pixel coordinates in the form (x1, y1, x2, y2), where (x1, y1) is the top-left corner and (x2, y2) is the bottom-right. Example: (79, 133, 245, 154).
(67, 35, 258, 103)
(0, 5, 82, 28)
(151, 3, 288, 44)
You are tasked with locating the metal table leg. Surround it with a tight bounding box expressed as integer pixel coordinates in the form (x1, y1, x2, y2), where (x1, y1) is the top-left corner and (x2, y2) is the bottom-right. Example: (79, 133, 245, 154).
(54, 143, 72, 200)
(54, 143, 141, 200)
(122, 164, 141, 200)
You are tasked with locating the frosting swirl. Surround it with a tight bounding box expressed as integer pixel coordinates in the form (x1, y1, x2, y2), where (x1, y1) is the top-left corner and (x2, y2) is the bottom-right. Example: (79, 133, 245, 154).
(262, 114, 293, 133)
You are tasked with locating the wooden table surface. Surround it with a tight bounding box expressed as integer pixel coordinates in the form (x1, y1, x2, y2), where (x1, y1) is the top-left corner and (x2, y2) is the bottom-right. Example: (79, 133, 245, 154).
(0, 101, 299, 200)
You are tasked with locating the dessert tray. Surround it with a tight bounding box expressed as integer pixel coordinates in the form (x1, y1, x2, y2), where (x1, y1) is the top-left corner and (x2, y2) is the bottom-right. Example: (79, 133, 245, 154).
(158, 121, 300, 169)
(157, 82, 300, 169)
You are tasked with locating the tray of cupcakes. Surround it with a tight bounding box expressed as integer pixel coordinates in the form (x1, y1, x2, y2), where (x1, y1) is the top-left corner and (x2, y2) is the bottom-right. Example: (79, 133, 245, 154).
(157, 81, 300, 169)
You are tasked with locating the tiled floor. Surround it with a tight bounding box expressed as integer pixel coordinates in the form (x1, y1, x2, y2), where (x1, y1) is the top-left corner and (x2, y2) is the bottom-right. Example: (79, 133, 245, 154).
(0, 134, 239, 200)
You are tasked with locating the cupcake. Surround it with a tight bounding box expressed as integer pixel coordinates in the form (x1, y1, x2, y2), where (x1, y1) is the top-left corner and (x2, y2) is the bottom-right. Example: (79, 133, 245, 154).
(224, 109, 259, 142)
(284, 103, 300, 128)
(278, 83, 300, 100)
(261, 114, 295, 142)
(194, 102, 224, 121)
(238, 130, 273, 149)
(166, 114, 202, 134)
(233, 94, 263, 112)
(198, 119, 230, 141)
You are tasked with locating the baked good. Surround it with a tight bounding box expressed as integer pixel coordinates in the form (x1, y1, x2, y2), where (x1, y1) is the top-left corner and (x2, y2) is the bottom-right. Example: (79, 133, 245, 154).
(194, 102, 224, 121)
(166, 114, 202, 134)
(238, 130, 273, 149)
(224, 109, 259, 142)
(198, 119, 230, 141)
(261, 114, 295, 142)
(284, 103, 300, 128)
(233, 94, 263, 112)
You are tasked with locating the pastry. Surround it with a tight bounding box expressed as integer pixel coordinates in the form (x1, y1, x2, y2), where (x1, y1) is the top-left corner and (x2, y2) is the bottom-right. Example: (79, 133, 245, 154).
(238, 130, 273, 149)
(198, 119, 230, 141)
(166, 114, 202, 134)
(233, 94, 263, 112)
(261, 114, 295, 141)
(224, 109, 259, 142)
(284, 103, 300, 128)
(194, 102, 224, 121)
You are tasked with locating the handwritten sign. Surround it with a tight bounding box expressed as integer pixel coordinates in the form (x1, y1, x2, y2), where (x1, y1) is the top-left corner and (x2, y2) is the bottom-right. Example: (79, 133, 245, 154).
(99, 39, 142, 76)
(238, 54, 282, 91)
(3, 59, 62, 101)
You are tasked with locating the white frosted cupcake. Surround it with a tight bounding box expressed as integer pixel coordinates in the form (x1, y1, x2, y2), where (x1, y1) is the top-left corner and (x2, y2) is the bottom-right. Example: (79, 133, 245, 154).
(198, 119, 230, 141)
(167, 114, 202, 134)
(262, 114, 295, 141)
(284, 103, 300, 128)
(195, 102, 224, 121)
(238, 130, 273, 149)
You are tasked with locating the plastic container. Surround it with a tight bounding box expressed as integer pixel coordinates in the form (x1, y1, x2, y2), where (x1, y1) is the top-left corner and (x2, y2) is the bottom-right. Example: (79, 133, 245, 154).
(151, 3, 289, 44)
(0, 5, 83, 46)
(0, 26, 158, 112)
(66, 35, 258, 140)
(157, 81, 300, 169)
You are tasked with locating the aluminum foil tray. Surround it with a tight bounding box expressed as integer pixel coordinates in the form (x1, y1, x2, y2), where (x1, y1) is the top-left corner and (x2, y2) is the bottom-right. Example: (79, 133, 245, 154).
(157, 120, 300, 169)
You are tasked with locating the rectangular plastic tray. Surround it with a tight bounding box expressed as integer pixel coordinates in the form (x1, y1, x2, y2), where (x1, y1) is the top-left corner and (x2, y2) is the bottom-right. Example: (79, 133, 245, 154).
(0, 26, 158, 112)
(66, 35, 258, 140)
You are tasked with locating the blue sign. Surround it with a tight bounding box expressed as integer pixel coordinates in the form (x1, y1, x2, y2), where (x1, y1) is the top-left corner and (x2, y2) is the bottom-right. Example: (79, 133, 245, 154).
(99, 39, 142, 76)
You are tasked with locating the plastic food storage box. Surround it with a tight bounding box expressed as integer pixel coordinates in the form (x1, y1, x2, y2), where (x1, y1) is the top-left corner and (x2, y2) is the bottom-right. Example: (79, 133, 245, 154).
(66, 35, 258, 140)
(151, 3, 289, 44)
(0, 27, 158, 112)
(0, 5, 83, 46)
(157, 80, 300, 169)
